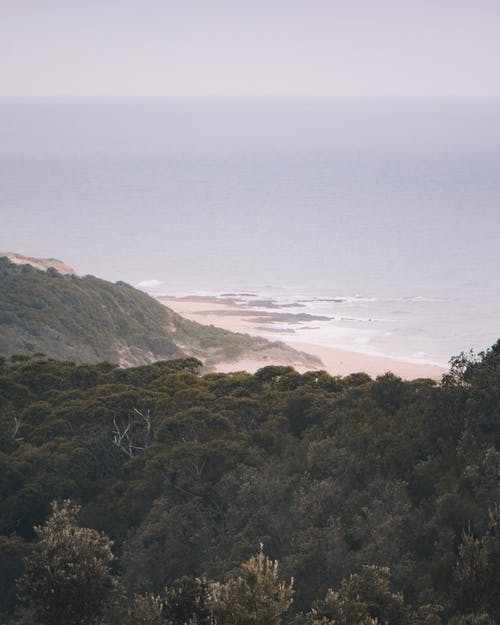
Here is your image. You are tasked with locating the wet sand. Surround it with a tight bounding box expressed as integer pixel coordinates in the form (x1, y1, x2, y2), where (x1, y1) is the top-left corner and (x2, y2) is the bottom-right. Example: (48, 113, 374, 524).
(159, 296, 447, 380)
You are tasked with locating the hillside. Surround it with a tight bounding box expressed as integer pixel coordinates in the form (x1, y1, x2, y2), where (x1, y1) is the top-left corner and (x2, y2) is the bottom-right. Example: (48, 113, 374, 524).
(0, 256, 320, 370)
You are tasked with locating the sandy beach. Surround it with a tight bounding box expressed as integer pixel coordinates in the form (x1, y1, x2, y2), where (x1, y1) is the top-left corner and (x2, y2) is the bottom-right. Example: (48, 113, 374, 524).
(159, 296, 447, 380)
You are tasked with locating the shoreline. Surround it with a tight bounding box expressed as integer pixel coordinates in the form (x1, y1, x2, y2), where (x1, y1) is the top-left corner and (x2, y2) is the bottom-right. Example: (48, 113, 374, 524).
(159, 296, 447, 380)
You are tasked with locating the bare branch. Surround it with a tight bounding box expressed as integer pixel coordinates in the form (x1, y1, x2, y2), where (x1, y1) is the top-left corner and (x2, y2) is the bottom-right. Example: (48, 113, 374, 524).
(112, 418, 134, 458)
(132, 407, 153, 448)
(112, 408, 154, 458)
(12, 416, 23, 442)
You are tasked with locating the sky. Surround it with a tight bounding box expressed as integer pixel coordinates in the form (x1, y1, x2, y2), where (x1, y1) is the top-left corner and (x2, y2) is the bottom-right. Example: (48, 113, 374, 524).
(1, 0, 500, 99)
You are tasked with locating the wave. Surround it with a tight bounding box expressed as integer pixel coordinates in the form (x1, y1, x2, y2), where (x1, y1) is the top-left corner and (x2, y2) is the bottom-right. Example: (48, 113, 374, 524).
(135, 282, 485, 366)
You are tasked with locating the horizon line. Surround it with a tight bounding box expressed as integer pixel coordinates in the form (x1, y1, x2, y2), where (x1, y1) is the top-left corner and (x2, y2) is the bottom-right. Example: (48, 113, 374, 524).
(1, 95, 500, 103)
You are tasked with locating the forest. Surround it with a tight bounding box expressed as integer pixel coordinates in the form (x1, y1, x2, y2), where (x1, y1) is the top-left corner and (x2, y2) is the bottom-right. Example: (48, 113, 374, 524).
(0, 342, 499, 624)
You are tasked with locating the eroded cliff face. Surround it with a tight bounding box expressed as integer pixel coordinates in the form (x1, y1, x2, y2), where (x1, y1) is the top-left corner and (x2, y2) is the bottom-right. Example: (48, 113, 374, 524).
(0, 252, 77, 275)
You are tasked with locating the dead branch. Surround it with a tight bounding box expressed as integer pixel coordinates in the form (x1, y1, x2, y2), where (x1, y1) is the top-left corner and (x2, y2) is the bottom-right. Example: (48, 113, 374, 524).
(112, 417, 134, 458)
(132, 407, 153, 448)
(113, 408, 153, 458)
(12, 416, 23, 442)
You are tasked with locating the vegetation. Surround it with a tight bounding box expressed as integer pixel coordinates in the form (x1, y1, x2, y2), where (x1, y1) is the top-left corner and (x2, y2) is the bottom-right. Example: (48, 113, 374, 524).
(0, 256, 318, 369)
(0, 342, 499, 623)
(18, 500, 121, 625)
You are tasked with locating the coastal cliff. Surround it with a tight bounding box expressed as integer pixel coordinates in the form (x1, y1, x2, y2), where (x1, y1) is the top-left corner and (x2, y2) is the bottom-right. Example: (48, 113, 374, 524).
(0, 255, 320, 370)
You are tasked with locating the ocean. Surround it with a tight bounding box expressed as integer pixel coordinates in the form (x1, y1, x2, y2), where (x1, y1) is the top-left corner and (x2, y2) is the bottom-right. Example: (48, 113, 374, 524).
(1, 99, 499, 366)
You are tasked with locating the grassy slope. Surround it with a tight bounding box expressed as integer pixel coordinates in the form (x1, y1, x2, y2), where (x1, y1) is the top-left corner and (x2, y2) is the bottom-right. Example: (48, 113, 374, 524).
(0, 257, 320, 369)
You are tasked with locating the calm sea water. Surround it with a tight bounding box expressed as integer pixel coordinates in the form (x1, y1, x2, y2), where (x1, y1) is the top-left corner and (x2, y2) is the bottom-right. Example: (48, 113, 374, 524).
(1, 99, 499, 365)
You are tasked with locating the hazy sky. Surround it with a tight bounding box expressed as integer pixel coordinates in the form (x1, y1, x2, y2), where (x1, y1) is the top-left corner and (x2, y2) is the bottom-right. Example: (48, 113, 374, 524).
(2, 0, 500, 99)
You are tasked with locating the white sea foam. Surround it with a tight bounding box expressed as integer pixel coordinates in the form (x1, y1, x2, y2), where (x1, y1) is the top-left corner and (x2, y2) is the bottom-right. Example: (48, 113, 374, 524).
(220, 290, 459, 366)
(135, 281, 481, 367)
(136, 279, 163, 289)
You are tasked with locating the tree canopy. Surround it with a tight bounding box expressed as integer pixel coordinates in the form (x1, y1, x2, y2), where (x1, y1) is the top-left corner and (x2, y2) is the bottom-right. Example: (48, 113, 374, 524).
(0, 342, 499, 623)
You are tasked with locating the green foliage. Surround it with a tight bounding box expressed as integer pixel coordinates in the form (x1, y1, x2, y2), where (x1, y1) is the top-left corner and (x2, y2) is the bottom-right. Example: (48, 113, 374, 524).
(453, 505, 500, 621)
(130, 593, 168, 625)
(0, 257, 312, 369)
(0, 257, 182, 364)
(0, 342, 500, 623)
(18, 500, 121, 625)
(208, 546, 294, 625)
(164, 576, 213, 625)
(306, 565, 407, 625)
(0, 534, 29, 621)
